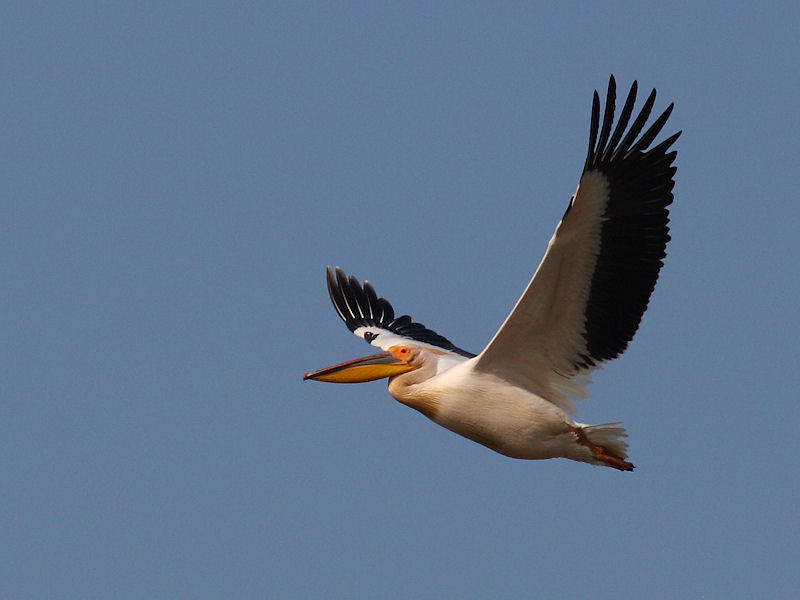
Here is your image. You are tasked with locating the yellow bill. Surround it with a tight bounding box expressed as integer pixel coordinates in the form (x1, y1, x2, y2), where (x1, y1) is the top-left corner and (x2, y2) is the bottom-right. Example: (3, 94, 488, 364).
(303, 350, 416, 383)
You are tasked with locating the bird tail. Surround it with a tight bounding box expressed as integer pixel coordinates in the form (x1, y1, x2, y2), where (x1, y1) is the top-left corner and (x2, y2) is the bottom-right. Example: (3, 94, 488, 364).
(574, 422, 634, 471)
(583, 422, 629, 456)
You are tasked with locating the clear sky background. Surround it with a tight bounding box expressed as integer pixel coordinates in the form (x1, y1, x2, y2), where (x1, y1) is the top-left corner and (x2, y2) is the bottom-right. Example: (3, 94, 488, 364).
(3, 2, 799, 598)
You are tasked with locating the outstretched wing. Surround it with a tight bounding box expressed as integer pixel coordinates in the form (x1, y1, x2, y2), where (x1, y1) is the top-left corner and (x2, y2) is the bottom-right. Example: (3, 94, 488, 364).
(325, 266, 476, 358)
(474, 76, 680, 413)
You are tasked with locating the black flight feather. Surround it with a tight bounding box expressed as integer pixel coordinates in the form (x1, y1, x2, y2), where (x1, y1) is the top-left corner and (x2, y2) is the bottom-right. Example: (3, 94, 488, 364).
(579, 75, 681, 366)
(326, 267, 475, 358)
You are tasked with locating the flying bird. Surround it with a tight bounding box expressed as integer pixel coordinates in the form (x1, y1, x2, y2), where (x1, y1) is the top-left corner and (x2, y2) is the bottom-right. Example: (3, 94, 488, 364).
(304, 76, 680, 471)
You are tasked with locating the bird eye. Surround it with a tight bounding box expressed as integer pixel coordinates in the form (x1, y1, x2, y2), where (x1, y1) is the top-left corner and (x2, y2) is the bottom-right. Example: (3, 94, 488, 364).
(388, 345, 411, 359)
(364, 332, 378, 343)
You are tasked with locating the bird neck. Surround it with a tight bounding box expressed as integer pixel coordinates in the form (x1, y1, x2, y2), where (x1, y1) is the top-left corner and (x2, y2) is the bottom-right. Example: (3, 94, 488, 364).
(387, 362, 441, 420)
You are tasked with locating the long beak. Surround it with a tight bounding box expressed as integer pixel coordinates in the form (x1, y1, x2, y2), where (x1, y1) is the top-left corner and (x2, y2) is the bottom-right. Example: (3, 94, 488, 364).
(303, 350, 416, 383)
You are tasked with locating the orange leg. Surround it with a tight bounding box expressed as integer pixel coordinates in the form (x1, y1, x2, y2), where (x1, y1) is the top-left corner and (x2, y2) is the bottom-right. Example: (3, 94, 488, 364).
(568, 425, 635, 472)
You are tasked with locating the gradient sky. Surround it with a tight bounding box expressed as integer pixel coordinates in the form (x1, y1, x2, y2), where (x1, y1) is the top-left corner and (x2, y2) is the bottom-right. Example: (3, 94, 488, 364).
(3, 2, 799, 598)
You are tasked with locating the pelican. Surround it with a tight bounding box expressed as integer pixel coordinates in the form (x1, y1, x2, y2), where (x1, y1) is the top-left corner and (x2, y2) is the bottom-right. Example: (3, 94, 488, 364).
(304, 76, 680, 471)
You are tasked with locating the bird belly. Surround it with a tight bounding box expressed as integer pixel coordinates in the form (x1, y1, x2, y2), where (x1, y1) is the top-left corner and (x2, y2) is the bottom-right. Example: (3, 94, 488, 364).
(429, 382, 576, 460)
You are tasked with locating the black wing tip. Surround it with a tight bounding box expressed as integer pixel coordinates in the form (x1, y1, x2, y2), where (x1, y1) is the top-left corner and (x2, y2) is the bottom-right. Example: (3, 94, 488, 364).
(323, 266, 475, 358)
(580, 77, 679, 365)
(587, 76, 679, 170)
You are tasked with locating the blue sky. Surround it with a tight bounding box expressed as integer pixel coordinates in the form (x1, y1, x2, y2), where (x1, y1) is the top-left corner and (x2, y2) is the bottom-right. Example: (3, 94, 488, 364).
(3, 2, 799, 598)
